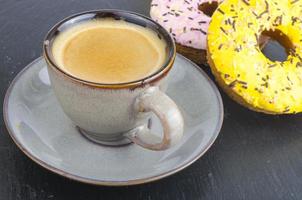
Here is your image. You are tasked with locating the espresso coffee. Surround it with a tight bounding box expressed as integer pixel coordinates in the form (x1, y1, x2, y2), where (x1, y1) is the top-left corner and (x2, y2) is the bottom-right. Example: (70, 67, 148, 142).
(51, 18, 167, 84)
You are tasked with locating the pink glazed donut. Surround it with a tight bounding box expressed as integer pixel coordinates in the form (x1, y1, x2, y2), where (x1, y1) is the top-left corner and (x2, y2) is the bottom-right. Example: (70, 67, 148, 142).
(150, 0, 222, 64)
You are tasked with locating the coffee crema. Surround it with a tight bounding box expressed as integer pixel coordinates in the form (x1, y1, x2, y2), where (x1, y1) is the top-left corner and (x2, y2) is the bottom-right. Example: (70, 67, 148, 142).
(51, 19, 167, 84)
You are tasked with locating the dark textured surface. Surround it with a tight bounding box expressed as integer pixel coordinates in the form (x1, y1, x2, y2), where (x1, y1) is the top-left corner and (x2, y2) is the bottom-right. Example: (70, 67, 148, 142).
(1, 0, 302, 199)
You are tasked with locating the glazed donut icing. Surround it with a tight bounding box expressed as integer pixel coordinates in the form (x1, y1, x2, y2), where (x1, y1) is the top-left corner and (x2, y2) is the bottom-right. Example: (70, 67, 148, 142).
(150, 0, 222, 50)
(207, 0, 302, 114)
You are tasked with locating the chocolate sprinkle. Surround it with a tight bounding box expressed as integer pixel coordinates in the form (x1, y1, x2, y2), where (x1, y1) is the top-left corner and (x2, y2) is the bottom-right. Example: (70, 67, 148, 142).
(234, 46, 242, 52)
(268, 64, 277, 68)
(241, 0, 250, 6)
(273, 16, 283, 26)
(238, 80, 247, 85)
(229, 80, 237, 88)
(255, 87, 263, 93)
(291, 0, 299, 4)
(231, 20, 236, 31)
(284, 106, 290, 113)
(289, 48, 296, 55)
(287, 76, 294, 85)
(256, 1, 269, 19)
(220, 27, 228, 35)
(261, 82, 269, 88)
(252, 11, 258, 17)
(191, 28, 206, 35)
(291, 16, 300, 25)
(217, 8, 225, 14)
(296, 62, 302, 67)
(198, 21, 207, 25)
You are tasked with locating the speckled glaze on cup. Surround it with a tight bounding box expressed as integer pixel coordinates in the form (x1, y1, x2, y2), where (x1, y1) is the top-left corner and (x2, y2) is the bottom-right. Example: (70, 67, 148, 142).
(43, 10, 183, 151)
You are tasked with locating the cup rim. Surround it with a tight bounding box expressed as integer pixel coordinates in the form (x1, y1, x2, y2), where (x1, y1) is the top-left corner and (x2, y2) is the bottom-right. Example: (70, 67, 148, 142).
(43, 9, 176, 89)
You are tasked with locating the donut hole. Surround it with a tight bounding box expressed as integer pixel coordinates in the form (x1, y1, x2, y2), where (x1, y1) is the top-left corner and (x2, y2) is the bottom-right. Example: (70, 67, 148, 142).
(260, 29, 294, 62)
(198, 1, 219, 17)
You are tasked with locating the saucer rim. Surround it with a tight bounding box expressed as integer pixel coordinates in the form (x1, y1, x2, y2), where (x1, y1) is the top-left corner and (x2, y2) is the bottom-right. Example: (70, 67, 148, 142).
(3, 55, 224, 186)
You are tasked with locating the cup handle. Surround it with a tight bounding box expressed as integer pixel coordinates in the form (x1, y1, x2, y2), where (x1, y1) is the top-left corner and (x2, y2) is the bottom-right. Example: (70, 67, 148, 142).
(126, 87, 184, 151)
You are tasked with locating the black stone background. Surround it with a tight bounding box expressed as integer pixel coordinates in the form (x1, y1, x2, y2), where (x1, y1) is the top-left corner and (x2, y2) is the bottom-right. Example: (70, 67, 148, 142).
(0, 0, 302, 199)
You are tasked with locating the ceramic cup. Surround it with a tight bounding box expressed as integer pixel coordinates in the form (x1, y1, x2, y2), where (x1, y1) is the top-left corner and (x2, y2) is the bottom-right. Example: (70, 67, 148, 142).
(43, 10, 184, 151)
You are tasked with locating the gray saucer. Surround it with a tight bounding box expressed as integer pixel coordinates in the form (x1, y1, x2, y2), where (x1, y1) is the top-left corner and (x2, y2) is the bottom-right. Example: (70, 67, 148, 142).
(3, 55, 223, 186)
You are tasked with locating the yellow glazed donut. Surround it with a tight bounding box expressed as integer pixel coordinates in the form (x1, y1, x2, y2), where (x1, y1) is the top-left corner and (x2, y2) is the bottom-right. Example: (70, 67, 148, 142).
(207, 0, 302, 114)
